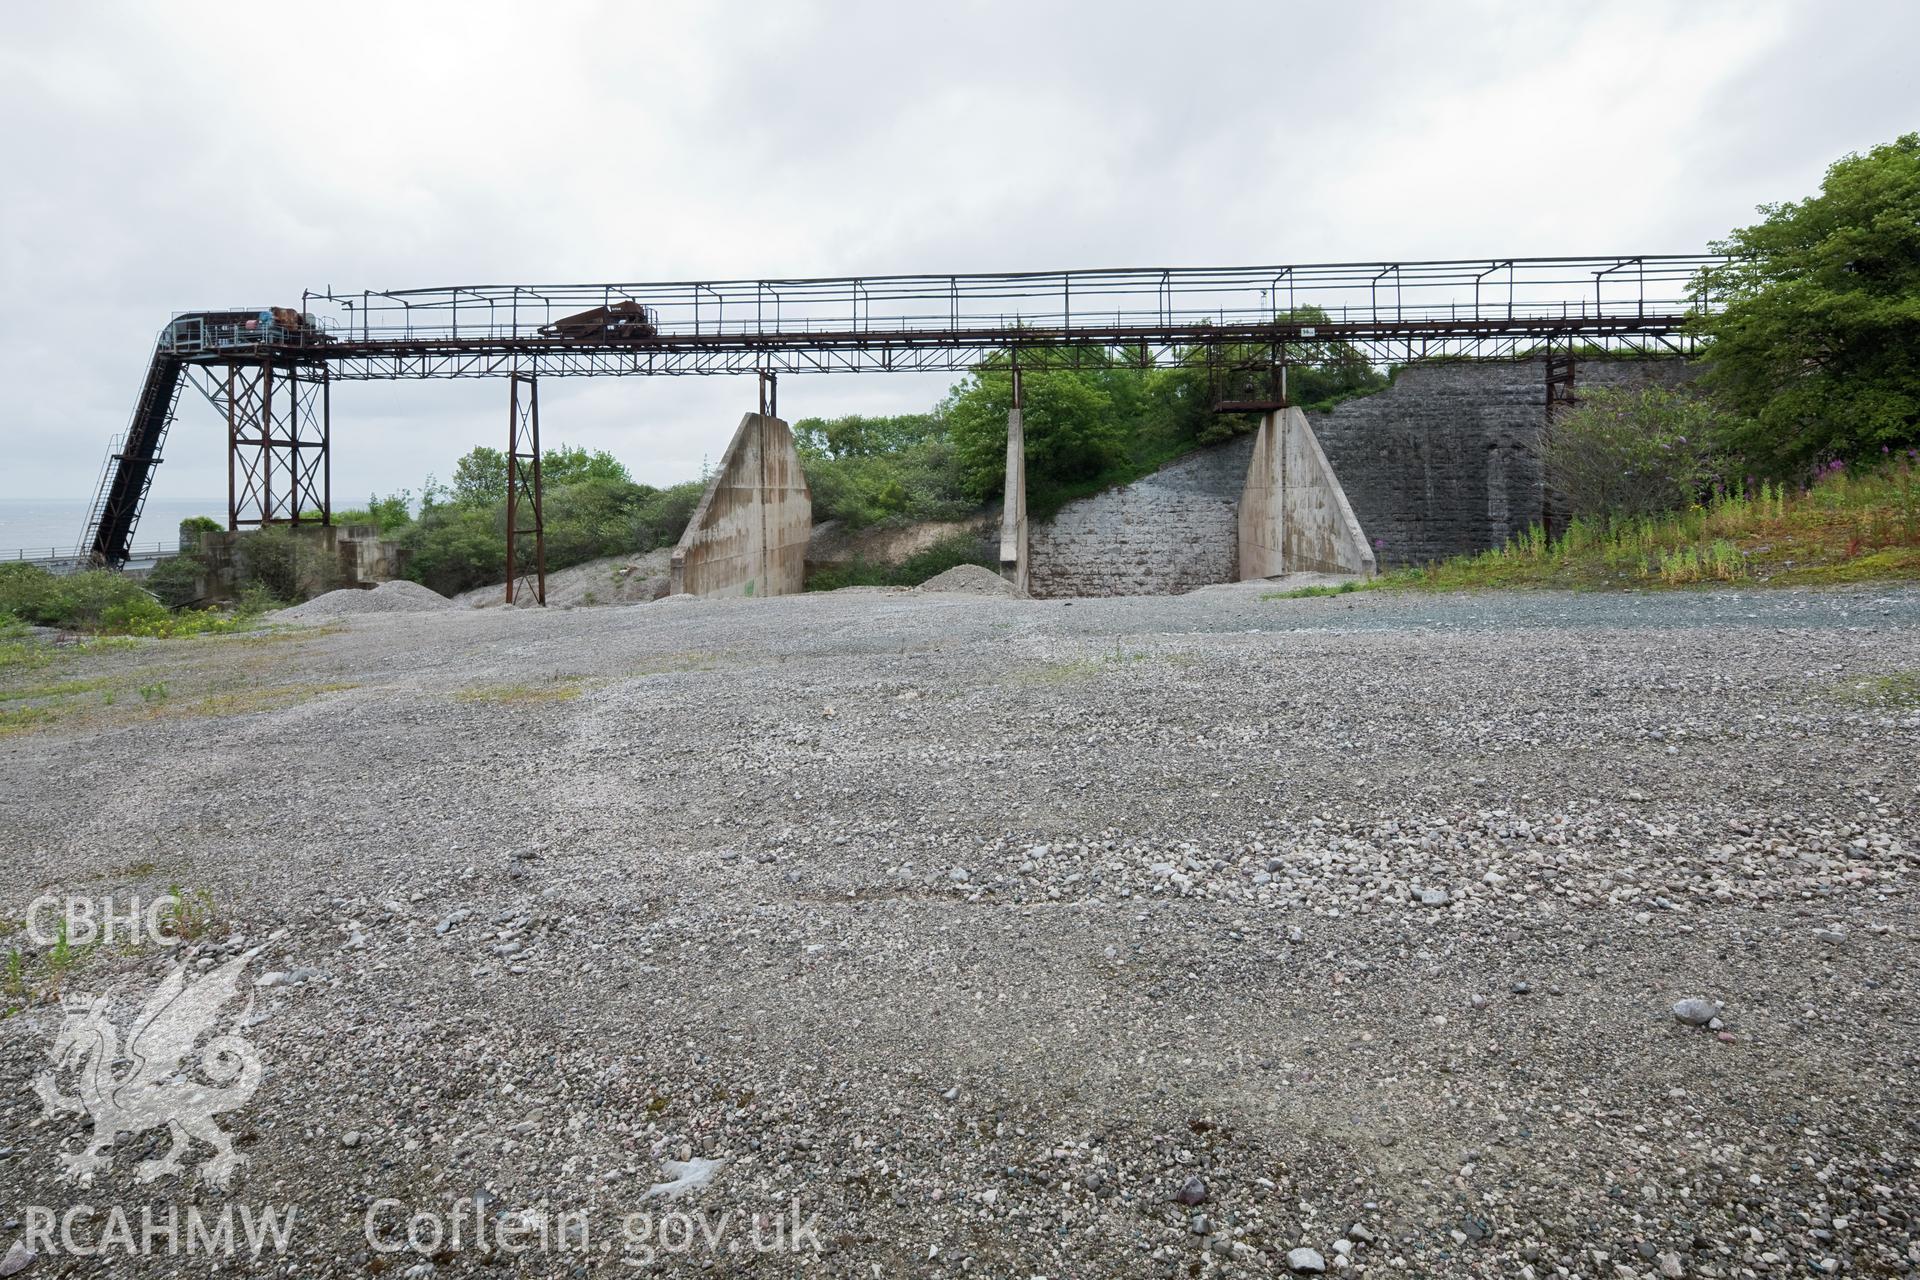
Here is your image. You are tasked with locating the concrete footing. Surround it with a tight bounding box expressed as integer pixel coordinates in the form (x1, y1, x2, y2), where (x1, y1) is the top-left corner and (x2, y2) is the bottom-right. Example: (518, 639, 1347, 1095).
(998, 405, 1029, 594)
(1238, 407, 1376, 579)
(670, 412, 812, 597)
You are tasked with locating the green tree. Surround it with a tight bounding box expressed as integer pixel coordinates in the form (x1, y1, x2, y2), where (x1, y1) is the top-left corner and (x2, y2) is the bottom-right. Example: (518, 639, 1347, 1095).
(793, 413, 943, 460)
(945, 365, 1121, 502)
(1697, 133, 1920, 473)
(450, 447, 507, 506)
(449, 444, 630, 507)
(542, 445, 631, 487)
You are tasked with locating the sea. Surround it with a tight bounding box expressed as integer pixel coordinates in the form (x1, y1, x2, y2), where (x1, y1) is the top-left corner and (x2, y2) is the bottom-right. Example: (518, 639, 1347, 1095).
(0, 498, 227, 560)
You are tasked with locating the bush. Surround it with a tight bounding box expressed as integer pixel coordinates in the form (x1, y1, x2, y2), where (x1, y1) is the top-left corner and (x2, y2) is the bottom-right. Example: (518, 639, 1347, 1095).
(1543, 386, 1731, 523)
(145, 552, 206, 609)
(0, 565, 152, 630)
(800, 439, 976, 528)
(541, 477, 652, 567)
(331, 492, 414, 534)
(631, 481, 705, 550)
(235, 526, 346, 601)
(402, 502, 507, 597)
(0, 565, 243, 636)
(805, 532, 997, 591)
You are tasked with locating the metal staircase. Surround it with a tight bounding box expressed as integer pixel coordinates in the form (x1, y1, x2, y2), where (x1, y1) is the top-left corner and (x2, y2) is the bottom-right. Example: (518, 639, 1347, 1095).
(76, 342, 185, 568)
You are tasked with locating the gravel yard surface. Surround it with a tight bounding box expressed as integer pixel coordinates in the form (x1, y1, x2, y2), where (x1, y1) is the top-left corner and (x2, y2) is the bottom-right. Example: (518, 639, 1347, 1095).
(1, 582, 1917, 1277)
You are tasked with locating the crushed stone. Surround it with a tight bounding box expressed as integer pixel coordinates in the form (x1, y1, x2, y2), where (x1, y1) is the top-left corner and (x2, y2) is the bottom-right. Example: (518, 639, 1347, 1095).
(916, 562, 1023, 596)
(273, 578, 454, 621)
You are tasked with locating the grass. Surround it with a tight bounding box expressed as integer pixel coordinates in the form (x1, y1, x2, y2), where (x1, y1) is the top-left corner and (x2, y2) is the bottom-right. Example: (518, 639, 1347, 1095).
(0, 618, 357, 740)
(174, 682, 359, 719)
(1829, 670, 1920, 709)
(1021, 650, 1177, 683)
(0, 706, 58, 738)
(456, 677, 586, 705)
(1262, 580, 1365, 600)
(1384, 456, 1920, 593)
(0, 637, 57, 674)
(2, 918, 95, 1018)
(0, 677, 109, 702)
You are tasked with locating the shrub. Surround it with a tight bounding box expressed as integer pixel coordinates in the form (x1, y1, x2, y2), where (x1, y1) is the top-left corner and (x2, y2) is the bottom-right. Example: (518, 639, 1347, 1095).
(541, 477, 652, 567)
(235, 526, 345, 601)
(146, 551, 206, 609)
(805, 532, 996, 591)
(0, 565, 243, 636)
(0, 565, 151, 630)
(800, 439, 976, 528)
(402, 502, 507, 596)
(947, 366, 1123, 503)
(631, 481, 705, 550)
(331, 492, 414, 534)
(1543, 386, 1731, 523)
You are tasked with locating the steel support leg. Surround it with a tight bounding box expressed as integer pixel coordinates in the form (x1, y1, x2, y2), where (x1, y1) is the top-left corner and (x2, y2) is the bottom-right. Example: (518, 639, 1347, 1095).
(1543, 342, 1577, 538)
(222, 358, 329, 531)
(505, 371, 546, 606)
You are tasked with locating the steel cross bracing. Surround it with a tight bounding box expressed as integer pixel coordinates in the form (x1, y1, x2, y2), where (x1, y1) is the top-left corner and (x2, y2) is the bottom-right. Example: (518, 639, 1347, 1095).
(187, 360, 330, 529)
(155, 255, 1720, 380)
(503, 372, 546, 606)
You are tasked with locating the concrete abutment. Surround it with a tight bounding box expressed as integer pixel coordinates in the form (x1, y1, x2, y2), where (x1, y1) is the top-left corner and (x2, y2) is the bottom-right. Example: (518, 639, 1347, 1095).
(670, 412, 812, 598)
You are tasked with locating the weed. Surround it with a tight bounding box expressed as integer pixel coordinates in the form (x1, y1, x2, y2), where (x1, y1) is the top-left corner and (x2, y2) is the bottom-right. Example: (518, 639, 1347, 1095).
(139, 682, 169, 704)
(0, 639, 55, 674)
(1383, 454, 1920, 593)
(1262, 579, 1367, 600)
(1830, 670, 1920, 709)
(158, 885, 217, 944)
(175, 682, 358, 719)
(0, 706, 57, 737)
(37, 917, 92, 999)
(0, 677, 108, 703)
(456, 678, 586, 705)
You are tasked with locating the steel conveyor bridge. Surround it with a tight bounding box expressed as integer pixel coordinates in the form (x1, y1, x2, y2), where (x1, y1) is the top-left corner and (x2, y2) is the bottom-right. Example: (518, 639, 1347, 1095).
(79, 253, 1719, 586)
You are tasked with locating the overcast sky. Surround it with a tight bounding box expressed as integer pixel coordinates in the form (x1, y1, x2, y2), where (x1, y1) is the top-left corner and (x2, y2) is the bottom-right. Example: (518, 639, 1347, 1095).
(1, 0, 1914, 510)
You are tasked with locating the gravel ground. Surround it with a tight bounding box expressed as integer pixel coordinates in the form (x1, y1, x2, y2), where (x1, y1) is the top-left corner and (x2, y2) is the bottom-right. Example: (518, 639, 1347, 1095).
(1, 582, 1917, 1278)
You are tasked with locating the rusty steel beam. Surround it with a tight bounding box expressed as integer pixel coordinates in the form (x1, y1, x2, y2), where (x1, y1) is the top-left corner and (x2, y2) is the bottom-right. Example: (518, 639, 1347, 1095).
(503, 371, 545, 607)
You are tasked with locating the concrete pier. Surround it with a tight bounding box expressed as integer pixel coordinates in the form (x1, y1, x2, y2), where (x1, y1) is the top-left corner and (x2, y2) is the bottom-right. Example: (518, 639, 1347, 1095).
(1238, 407, 1376, 580)
(670, 413, 812, 597)
(998, 404, 1029, 594)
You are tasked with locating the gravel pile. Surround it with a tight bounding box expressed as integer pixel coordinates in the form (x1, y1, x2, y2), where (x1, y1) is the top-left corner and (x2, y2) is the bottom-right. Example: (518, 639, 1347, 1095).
(917, 561, 1022, 596)
(273, 578, 455, 621)
(1, 583, 1917, 1276)
(454, 548, 673, 610)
